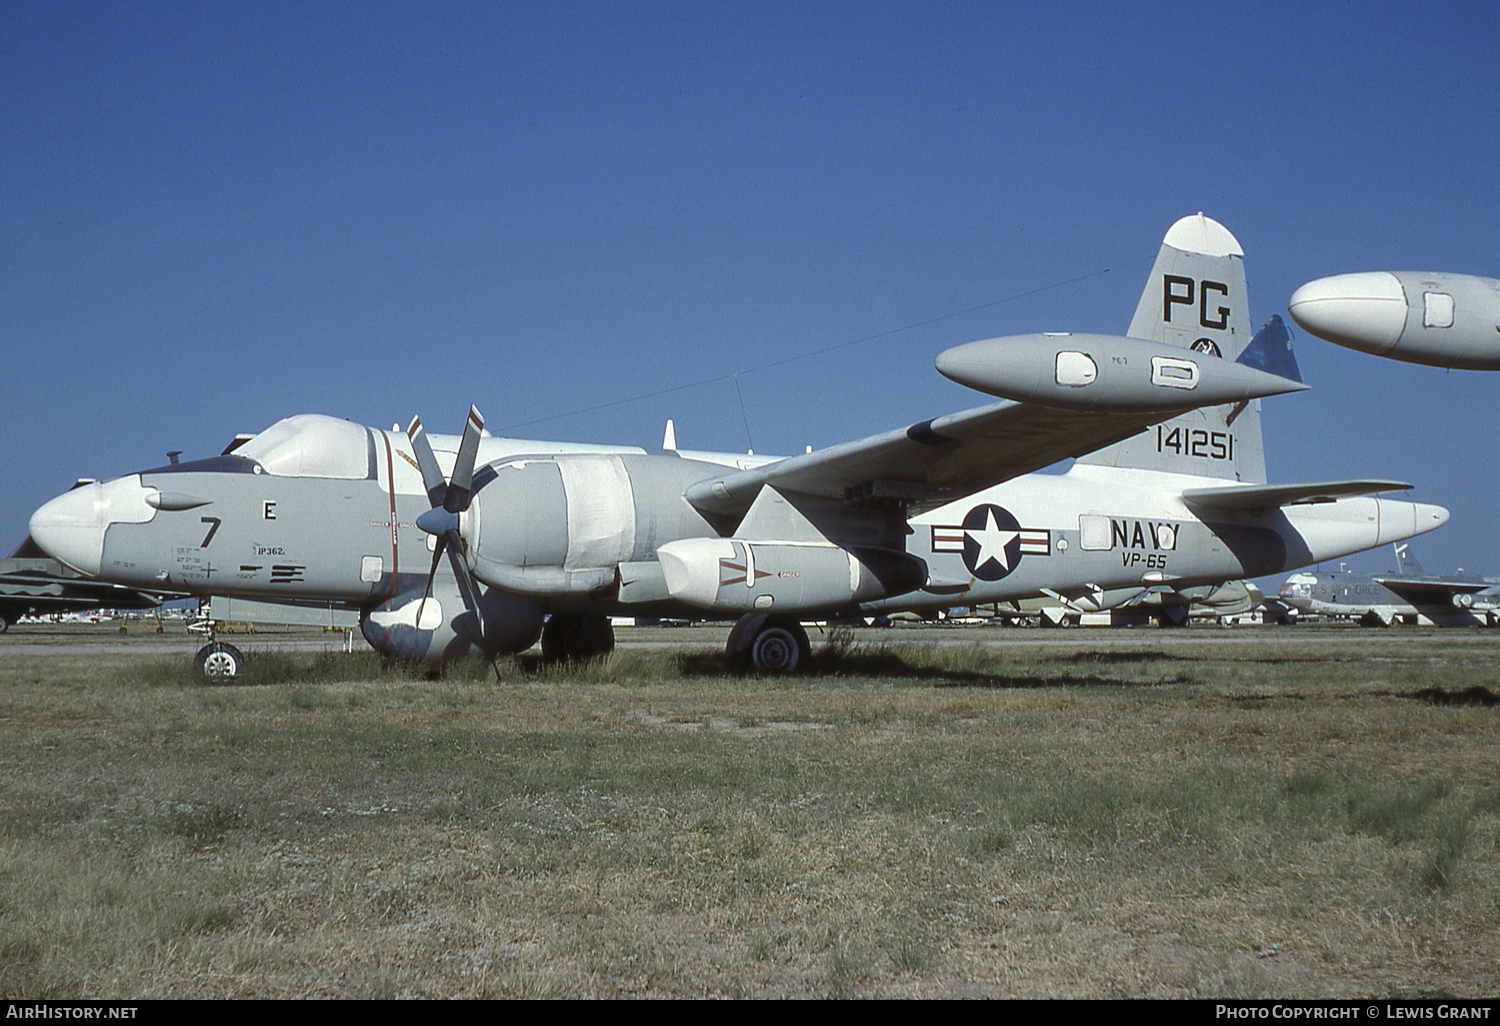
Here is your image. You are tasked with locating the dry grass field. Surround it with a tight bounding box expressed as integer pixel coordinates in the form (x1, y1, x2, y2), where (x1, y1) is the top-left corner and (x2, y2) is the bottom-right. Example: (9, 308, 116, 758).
(2, 622, 1498, 998)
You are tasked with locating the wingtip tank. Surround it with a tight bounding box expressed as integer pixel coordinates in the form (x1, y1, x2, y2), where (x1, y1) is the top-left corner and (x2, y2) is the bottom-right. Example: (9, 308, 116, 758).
(1289, 270, 1500, 370)
(934, 332, 1307, 412)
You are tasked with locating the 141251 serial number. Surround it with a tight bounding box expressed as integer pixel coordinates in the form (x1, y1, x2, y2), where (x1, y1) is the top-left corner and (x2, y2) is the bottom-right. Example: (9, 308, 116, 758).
(1156, 426, 1234, 460)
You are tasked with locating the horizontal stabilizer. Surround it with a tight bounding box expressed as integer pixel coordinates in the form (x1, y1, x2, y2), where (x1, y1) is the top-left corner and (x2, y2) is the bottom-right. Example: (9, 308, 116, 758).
(1372, 576, 1496, 597)
(1181, 479, 1411, 511)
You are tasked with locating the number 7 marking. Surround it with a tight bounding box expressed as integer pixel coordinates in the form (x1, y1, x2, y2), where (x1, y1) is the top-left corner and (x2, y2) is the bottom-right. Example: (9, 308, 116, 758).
(200, 517, 222, 547)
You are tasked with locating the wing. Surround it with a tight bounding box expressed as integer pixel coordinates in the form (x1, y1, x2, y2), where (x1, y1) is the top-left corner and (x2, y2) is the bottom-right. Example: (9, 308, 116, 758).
(685, 215, 1307, 522)
(685, 400, 1164, 517)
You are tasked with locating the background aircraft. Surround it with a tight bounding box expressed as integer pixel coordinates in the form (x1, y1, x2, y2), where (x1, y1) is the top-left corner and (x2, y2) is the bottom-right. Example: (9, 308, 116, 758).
(28, 216, 1447, 676)
(1289, 271, 1500, 370)
(0, 536, 166, 633)
(993, 578, 1266, 627)
(1278, 543, 1499, 626)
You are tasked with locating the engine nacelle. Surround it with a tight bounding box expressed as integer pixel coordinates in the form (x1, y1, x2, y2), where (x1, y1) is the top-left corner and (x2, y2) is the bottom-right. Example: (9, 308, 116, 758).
(463, 453, 720, 595)
(656, 537, 926, 614)
(360, 580, 544, 664)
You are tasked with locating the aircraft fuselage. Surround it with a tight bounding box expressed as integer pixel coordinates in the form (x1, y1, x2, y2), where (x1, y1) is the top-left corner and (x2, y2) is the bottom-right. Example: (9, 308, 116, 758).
(31, 421, 1446, 629)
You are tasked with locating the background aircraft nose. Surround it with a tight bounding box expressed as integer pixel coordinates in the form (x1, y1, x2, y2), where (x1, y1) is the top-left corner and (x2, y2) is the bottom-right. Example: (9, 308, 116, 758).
(1288, 272, 1408, 355)
(28, 476, 156, 576)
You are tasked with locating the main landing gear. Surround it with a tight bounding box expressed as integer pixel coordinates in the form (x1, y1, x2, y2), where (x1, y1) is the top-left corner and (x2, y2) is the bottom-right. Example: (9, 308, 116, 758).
(541, 613, 616, 662)
(726, 614, 811, 674)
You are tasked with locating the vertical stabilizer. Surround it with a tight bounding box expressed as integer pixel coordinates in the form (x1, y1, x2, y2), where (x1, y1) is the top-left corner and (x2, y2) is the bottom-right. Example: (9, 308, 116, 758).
(1079, 213, 1268, 483)
(1394, 542, 1424, 576)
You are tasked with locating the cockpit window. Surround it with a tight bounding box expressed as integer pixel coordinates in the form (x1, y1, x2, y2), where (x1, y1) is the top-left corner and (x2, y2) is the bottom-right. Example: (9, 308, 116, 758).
(236, 415, 373, 479)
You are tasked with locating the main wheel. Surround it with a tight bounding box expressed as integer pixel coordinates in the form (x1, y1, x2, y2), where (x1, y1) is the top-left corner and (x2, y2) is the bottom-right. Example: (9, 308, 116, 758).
(541, 614, 615, 662)
(0, 614, 9, 635)
(195, 641, 245, 680)
(726, 614, 810, 674)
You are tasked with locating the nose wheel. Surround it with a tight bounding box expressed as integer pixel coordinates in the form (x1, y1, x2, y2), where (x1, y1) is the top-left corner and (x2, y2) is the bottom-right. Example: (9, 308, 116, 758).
(195, 641, 245, 680)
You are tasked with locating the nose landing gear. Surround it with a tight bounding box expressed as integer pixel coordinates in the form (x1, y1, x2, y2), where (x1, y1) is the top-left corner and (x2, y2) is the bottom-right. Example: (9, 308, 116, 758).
(195, 641, 245, 679)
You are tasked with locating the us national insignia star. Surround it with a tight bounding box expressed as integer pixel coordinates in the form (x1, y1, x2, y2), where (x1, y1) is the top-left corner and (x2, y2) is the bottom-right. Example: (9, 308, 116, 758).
(930, 503, 1050, 582)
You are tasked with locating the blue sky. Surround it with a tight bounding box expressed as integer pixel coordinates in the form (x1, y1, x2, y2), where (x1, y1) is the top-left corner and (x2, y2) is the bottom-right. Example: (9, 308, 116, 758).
(4, 1, 1498, 578)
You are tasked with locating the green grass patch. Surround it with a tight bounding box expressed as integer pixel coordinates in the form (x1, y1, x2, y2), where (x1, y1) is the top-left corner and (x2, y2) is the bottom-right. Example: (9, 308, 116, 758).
(3, 625, 1499, 996)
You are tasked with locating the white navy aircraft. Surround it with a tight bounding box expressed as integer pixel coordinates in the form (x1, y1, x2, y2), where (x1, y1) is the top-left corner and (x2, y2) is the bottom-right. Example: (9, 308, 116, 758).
(1289, 271, 1500, 370)
(29, 215, 1448, 676)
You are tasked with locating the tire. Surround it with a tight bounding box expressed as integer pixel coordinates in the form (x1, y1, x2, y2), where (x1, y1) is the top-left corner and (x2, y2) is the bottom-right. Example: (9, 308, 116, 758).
(541, 614, 615, 662)
(0, 614, 9, 635)
(195, 642, 245, 680)
(726, 615, 810, 674)
(724, 613, 770, 670)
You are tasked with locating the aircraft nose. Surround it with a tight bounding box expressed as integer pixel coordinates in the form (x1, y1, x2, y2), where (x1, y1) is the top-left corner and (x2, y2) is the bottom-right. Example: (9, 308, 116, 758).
(1288, 272, 1408, 355)
(29, 476, 156, 576)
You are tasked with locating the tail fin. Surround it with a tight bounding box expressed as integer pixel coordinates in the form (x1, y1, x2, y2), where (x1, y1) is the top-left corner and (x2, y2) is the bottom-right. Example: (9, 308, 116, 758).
(1236, 314, 1301, 383)
(1078, 213, 1269, 483)
(1394, 542, 1424, 576)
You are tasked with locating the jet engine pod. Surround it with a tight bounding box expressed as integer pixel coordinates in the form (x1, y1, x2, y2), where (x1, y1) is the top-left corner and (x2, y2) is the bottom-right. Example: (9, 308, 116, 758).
(934, 333, 1306, 411)
(656, 538, 926, 614)
(1289, 271, 1500, 370)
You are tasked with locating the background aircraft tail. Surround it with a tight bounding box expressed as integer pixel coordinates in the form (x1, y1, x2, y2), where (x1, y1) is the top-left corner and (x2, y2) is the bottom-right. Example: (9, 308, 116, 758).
(1394, 542, 1424, 576)
(1077, 213, 1270, 483)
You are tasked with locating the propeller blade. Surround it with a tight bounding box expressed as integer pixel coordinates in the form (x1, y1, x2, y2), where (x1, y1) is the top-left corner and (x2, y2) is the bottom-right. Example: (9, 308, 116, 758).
(406, 416, 449, 508)
(443, 529, 482, 621)
(413, 530, 483, 643)
(413, 532, 448, 632)
(445, 405, 485, 513)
